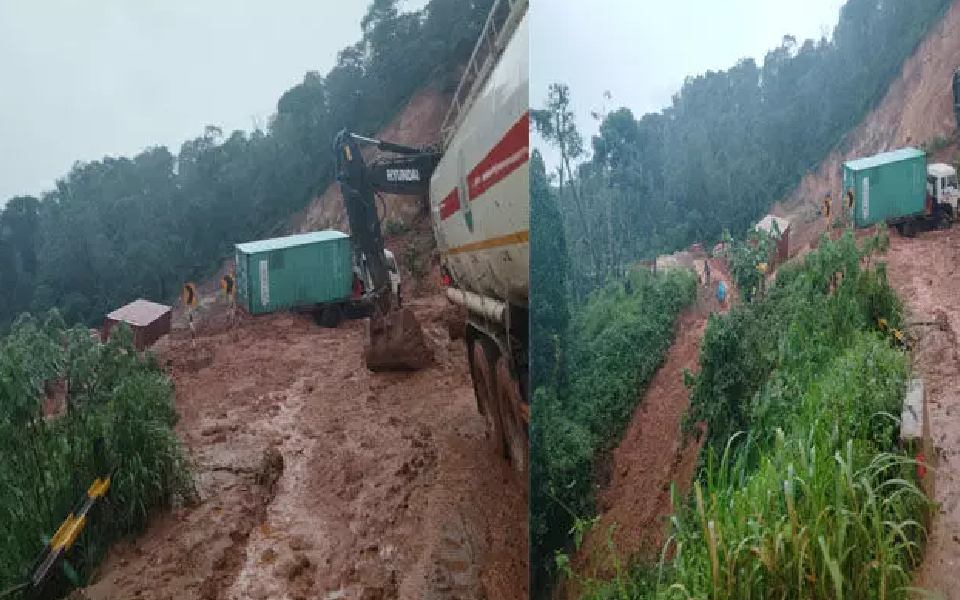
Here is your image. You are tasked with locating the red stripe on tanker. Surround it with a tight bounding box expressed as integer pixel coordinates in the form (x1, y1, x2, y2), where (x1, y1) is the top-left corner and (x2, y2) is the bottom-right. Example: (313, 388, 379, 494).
(467, 112, 529, 201)
(439, 188, 460, 220)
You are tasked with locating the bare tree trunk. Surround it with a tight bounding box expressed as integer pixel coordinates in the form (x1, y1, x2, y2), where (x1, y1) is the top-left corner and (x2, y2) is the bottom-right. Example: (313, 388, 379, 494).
(562, 154, 604, 286)
(553, 108, 604, 287)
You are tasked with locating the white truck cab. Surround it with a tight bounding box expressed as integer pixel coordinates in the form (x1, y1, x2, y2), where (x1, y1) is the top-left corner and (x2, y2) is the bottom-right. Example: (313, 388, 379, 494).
(927, 163, 960, 216)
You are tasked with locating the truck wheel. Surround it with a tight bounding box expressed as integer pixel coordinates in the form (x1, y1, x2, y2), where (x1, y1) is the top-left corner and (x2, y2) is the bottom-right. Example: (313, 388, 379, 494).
(470, 341, 505, 459)
(318, 305, 342, 328)
(495, 355, 528, 475)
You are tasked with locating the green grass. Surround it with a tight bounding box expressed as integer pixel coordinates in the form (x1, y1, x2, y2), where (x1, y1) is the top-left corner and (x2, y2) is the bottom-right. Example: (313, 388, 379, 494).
(0, 311, 191, 597)
(577, 231, 932, 599)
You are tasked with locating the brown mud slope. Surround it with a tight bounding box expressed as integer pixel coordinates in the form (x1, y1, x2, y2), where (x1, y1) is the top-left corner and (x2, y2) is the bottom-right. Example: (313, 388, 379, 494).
(570, 260, 735, 589)
(81, 294, 526, 600)
(885, 228, 960, 597)
(290, 87, 451, 235)
(776, 0, 960, 251)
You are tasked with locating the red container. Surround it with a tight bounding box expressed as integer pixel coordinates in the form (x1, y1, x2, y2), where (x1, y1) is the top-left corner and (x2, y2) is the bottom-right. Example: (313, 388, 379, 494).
(103, 299, 172, 351)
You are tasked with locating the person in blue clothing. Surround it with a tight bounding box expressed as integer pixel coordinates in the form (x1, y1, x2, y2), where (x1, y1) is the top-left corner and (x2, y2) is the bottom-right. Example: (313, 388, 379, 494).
(716, 279, 727, 307)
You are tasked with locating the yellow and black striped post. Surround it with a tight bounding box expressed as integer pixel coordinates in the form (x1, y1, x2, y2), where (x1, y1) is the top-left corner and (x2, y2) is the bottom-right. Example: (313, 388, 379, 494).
(221, 273, 235, 299)
(182, 282, 198, 308)
(23, 474, 112, 594)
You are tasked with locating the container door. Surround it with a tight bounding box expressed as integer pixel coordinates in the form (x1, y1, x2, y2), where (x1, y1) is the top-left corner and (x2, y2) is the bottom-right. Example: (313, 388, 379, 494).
(236, 252, 248, 308)
(259, 258, 271, 309)
(862, 176, 870, 223)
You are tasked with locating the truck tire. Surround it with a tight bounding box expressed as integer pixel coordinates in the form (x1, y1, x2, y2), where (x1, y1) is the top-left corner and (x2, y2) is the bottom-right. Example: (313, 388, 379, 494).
(318, 305, 343, 328)
(470, 340, 505, 459)
(940, 211, 952, 230)
(495, 355, 528, 475)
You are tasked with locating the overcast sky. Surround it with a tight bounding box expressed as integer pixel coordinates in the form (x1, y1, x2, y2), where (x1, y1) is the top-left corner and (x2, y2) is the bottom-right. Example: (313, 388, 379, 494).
(0, 1, 425, 203)
(531, 0, 847, 169)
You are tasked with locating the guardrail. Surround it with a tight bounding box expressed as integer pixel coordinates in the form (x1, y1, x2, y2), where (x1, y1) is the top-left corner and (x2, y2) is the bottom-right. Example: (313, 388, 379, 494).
(439, 0, 527, 148)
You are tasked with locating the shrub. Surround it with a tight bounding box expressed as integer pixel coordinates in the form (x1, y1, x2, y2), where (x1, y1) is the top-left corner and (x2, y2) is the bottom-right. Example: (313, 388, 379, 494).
(0, 312, 191, 596)
(581, 231, 930, 599)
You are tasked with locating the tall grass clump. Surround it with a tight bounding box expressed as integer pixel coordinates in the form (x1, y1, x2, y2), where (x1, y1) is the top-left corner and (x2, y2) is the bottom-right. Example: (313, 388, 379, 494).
(532, 268, 697, 593)
(0, 311, 191, 596)
(581, 231, 931, 599)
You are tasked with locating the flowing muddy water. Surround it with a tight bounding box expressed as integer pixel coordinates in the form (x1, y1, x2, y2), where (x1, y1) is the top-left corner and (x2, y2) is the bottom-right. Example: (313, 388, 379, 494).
(80, 295, 527, 600)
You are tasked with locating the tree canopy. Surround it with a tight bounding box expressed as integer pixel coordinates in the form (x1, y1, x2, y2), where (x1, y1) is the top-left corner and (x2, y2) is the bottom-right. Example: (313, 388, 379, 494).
(536, 0, 951, 299)
(0, 0, 494, 330)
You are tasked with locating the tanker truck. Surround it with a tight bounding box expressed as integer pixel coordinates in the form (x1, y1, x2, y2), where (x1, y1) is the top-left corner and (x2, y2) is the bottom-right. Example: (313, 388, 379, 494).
(334, 0, 529, 473)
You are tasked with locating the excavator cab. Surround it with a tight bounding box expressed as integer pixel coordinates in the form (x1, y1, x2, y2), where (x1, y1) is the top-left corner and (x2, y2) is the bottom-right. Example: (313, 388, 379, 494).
(334, 130, 439, 371)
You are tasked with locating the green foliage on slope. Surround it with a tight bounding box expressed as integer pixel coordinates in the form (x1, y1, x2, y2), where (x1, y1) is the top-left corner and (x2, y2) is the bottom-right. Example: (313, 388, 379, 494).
(532, 269, 696, 596)
(0, 312, 191, 595)
(581, 232, 929, 599)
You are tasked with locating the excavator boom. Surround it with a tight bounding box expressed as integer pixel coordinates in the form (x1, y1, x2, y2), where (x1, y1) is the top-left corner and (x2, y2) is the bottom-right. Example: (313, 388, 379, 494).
(334, 131, 440, 371)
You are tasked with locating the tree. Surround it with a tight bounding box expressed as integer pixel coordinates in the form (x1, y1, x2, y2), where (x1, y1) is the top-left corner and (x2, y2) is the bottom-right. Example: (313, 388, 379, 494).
(533, 83, 604, 286)
(530, 150, 568, 390)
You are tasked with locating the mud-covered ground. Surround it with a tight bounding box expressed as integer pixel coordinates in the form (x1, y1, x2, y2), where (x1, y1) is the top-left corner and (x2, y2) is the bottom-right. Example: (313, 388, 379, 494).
(80, 295, 527, 600)
(886, 227, 960, 598)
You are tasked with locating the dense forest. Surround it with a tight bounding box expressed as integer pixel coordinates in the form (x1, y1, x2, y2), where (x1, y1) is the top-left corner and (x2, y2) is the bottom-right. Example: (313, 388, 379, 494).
(535, 0, 952, 299)
(530, 0, 952, 596)
(0, 0, 493, 330)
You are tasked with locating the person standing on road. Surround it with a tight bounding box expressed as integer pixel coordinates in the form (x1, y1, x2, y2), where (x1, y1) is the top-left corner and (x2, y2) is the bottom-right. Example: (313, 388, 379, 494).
(717, 279, 727, 308)
(704, 260, 711, 287)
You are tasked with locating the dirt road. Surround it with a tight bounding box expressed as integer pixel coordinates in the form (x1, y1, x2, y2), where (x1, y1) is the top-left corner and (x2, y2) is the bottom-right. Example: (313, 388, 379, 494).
(80, 295, 527, 600)
(885, 228, 960, 598)
(571, 260, 734, 586)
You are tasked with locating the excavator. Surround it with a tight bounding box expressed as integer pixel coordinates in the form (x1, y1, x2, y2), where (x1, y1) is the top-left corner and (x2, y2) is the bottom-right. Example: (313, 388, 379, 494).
(333, 131, 439, 372)
(334, 0, 529, 473)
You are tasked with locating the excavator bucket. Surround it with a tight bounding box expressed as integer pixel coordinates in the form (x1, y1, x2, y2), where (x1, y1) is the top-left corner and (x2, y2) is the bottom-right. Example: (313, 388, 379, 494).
(364, 307, 433, 371)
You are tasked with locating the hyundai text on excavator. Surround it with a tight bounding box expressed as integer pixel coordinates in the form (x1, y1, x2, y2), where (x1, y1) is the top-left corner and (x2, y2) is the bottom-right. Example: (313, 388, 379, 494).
(333, 0, 529, 472)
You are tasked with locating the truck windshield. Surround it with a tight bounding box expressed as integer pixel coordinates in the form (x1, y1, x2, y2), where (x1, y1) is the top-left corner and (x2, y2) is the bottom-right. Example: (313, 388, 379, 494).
(950, 175, 959, 188)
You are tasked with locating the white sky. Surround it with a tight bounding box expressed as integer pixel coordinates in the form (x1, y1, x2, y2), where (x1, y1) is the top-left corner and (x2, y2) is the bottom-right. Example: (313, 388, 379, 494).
(0, 1, 425, 202)
(530, 0, 847, 169)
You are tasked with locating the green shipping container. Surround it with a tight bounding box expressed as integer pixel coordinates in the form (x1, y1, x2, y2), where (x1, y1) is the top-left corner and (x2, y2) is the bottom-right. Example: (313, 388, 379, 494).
(843, 147, 927, 228)
(235, 230, 353, 315)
